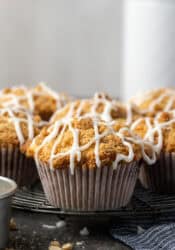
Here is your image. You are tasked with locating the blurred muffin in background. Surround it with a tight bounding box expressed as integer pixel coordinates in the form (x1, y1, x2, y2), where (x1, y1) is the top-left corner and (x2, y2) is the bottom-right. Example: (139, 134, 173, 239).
(130, 87, 175, 117)
(27, 116, 156, 210)
(50, 92, 137, 125)
(0, 82, 71, 121)
(131, 110, 175, 193)
(0, 106, 44, 186)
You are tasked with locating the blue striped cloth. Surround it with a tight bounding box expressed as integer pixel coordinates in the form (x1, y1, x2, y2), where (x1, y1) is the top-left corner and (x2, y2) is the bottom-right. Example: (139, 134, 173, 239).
(111, 222, 175, 250)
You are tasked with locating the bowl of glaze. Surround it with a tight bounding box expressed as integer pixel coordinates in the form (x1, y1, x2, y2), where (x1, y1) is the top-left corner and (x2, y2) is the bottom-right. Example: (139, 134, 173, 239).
(0, 176, 17, 249)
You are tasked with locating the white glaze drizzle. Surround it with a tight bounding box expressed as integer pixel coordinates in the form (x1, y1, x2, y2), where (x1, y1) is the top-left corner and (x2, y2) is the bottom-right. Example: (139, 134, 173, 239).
(93, 118, 101, 167)
(132, 88, 175, 114)
(0, 83, 67, 112)
(125, 102, 133, 125)
(93, 93, 113, 122)
(131, 110, 175, 154)
(32, 117, 156, 174)
(0, 107, 44, 145)
(51, 92, 133, 124)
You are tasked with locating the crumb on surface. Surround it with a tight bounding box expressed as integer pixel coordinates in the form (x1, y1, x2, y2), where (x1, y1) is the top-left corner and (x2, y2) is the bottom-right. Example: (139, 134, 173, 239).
(42, 224, 56, 229)
(62, 242, 73, 250)
(56, 220, 66, 229)
(10, 218, 17, 231)
(49, 241, 73, 250)
(49, 240, 61, 250)
(49, 246, 62, 250)
(137, 226, 145, 235)
(50, 240, 61, 247)
(79, 227, 89, 236)
(76, 241, 84, 246)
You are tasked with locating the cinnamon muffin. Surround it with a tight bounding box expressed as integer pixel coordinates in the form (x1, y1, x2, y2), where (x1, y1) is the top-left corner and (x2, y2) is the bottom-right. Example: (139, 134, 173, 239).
(0, 83, 71, 121)
(27, 117, 156, 210)
(130, 87, 175, 117)
(0, 107, 44, 186)
(131, 110, 175, 193)
(51, 92, 136, 125)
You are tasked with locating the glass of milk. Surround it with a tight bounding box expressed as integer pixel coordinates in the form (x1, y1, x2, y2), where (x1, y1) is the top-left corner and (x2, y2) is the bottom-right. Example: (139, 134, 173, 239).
(122, 0, 175, 100)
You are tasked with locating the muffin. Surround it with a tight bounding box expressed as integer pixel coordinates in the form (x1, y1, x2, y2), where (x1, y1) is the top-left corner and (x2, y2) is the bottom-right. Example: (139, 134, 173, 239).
(51, 92, 136, 125)
(131, 111, 175, 193)
(0, 106, 44, 186)
(27, 117, 156, 210)
(0, 83, 71, 120)
(130, 87, 175, 117)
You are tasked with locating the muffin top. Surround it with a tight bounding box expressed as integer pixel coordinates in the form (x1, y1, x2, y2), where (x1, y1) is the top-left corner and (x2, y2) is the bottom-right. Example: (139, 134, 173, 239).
(131, 111, 175, 154)
(27, 117, 156, 173)
(0, 83, 71, 120)
(51, 92, 135, 124)
(0, 107, 44, 148)
(130, 88, 175, 116)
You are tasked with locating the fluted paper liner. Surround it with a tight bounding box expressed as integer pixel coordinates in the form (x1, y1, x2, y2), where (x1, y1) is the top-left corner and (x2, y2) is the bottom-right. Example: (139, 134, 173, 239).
(139, 152, 175, 194)
(0, 146, 38, 187)
(37, 162, 139, 211)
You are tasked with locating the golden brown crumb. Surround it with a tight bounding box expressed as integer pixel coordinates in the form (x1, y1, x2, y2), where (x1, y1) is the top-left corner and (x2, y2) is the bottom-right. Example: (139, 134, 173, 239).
(49, 246, 62, 250)
(32, 84, 71, 120)
(0, 107, 42, 148)
(50, 241, 61, 247)
(131, 111, 175, 152)
(27, 117, 154, 169)
(62, 243, 73, 250)
(9, 218, 17, 230)
(131, 88, 175, 116)
(0, 83, 71, 121)
(49, 240, 61, 250)
(50, 93, 129, 123)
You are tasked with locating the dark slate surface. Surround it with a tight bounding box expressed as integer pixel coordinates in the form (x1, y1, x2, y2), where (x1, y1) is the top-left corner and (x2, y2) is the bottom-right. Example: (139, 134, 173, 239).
(8, 209, 130, 250)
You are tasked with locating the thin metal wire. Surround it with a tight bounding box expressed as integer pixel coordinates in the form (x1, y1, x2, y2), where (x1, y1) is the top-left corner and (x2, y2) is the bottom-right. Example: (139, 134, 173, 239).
(12, 184, 175, 216)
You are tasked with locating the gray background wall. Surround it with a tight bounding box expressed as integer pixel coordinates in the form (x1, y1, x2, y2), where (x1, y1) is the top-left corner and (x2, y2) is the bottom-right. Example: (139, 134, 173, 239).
(0, 0, 122, 97)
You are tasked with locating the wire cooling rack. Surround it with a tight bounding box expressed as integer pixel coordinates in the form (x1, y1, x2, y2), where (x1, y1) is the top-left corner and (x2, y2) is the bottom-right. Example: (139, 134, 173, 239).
(11, 183, 175, 217)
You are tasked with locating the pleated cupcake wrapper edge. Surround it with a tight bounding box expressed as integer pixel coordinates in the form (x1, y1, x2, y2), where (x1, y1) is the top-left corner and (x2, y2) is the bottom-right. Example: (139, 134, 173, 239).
(0, 146, 38, 187)
(37, 162, 139, 211)
(139, 152, 175, 194)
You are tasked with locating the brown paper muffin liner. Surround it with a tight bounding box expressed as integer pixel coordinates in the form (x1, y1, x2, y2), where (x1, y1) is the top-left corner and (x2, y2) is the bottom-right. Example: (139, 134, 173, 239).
(139, 152, 175, 194)
(37, 161, 139, 211)
(0, 146, 38, 187)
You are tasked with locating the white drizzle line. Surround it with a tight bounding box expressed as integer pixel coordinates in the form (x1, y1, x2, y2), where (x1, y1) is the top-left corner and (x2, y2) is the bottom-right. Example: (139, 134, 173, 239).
(51, 92, 133, 123)
(0, 86, 32, 111)
(131, 111, 175, 154)
(125, 102, 133, 125)
(149, 92, 170, 112)
(112, 127, 134, 167)
(92, 92, 118, 122)
(0, 107, 43, 145)
(0, 83, 67, 112)
(132, 88, 175, 114)
(93, 118, 101, 167)
(32, 117, 156, 174)
(37, 82, 63, 109)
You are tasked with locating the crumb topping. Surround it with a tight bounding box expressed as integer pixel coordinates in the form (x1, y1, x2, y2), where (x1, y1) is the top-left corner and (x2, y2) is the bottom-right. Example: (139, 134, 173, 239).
(9, 218, 17, 231)
(131, 111, 175, 153)
(27, 117, 156, 173)
(0, 107, 44, 147)
(51, 92, 136, 124)
(0, 83, 71, 120)
(130, 88, 175, 116)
